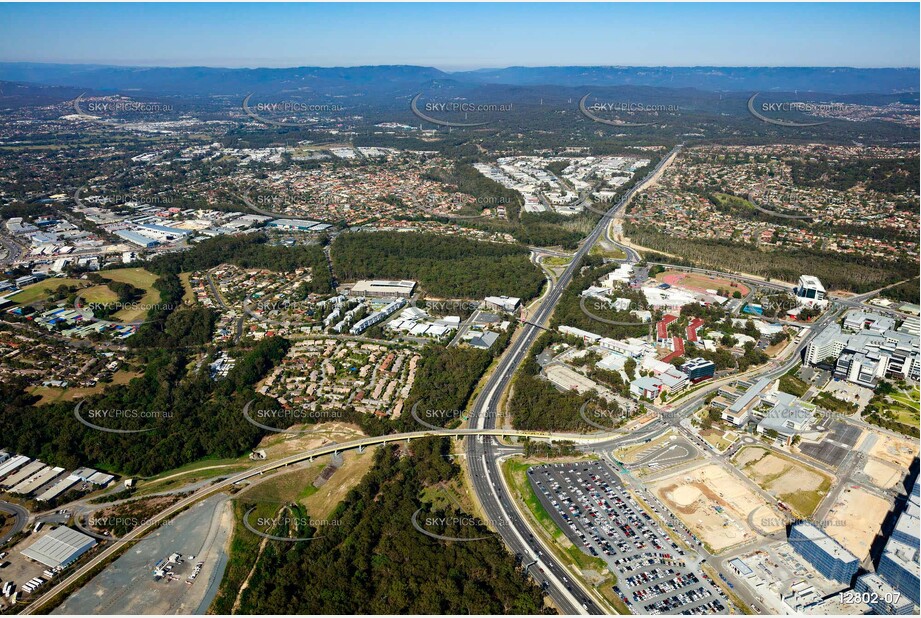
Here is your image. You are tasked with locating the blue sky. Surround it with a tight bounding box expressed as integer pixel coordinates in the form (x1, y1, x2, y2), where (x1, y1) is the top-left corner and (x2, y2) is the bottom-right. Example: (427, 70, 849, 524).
(1, 2, 917, 69)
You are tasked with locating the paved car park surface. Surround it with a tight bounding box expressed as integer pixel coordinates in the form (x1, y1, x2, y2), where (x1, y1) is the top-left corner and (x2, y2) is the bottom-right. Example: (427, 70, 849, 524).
(799, 421, 861, 467)
(628, 435, 700, 470)
(528, 460, 729, 615)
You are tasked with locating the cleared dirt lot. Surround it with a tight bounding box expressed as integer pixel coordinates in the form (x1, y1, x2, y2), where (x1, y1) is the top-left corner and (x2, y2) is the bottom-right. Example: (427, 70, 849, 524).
(734, 447, 832, 517)
(862, 458, 905, 490)
(651, 463, 782, 553)
(867, 433, 919, 468)
(823, 486, 891, 562)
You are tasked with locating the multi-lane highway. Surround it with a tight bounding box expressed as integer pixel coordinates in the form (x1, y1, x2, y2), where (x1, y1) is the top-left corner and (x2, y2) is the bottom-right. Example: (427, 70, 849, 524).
(465, 146, 683, 615)
(20, 139, 907, 615)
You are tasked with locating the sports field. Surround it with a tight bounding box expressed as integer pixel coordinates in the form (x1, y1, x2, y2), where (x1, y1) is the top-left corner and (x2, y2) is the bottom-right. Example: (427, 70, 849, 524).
(656, 270, 749, 297)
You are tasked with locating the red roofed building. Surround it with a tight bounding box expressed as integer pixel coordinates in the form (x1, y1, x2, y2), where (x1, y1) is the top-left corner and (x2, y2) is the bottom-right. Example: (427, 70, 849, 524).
(686, 317, 704, 342)
(661, 337, 685, 364)
(657, 314, 678, 342)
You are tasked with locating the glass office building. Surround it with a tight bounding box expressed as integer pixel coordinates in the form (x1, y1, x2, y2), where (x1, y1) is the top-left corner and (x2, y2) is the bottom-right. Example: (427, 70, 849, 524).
(789, 522, 859, 584)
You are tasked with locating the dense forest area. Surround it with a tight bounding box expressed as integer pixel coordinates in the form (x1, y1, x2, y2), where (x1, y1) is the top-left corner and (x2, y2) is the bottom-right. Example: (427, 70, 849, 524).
(331, 231, 544, 300)
(626, 223, 918, 293)
(883, 278, 921, 304)
(0, 337, 291, 475)
(509, 332, 597, 432)
(400, 345, 492, 428)
(219, 438, 550, 614)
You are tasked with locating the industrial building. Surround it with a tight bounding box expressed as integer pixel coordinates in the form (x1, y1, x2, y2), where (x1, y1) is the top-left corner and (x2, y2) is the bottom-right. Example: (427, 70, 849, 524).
(788, 522, 860, 585)
(21, 526, 97, 568)
(267, 218, 331, 232)
(349, 280, 416, 298)
(484, 295, 521, 312)
(114, 229, 159, 248)
(137, 223, 191, 241)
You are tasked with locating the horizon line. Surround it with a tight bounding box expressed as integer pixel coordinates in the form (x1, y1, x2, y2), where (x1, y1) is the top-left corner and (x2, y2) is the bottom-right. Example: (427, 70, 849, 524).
(1, 61, 919, 71)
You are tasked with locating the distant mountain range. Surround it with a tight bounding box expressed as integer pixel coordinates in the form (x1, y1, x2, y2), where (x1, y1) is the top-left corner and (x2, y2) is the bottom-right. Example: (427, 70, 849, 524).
(0, 63, 916, 97)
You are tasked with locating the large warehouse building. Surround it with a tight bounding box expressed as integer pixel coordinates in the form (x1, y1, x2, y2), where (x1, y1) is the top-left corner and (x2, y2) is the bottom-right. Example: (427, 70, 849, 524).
(349, 279, 416, 298)
(21, 526, 97, 568)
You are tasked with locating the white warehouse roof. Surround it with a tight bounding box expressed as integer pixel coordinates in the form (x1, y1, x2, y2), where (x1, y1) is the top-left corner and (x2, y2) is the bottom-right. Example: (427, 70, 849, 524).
(21, 526, 97, 568)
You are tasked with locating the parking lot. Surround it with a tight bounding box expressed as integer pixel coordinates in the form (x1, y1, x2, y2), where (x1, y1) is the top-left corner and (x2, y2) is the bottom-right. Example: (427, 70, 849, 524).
(528, 460, 728, 614)
(799, 420, 861, 468)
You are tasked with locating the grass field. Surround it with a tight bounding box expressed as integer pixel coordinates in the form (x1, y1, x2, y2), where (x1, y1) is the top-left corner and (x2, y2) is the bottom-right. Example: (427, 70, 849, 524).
(98, 268, 162, 322)
(179, 272, 197, 305)
(543, 256, 573, 268)
(8, 277, 89, 304)
(700, 428, 736, 452)
(889, 387, 920, 427)
(778, 366, 810, 397)
(303, 448, 377, 519)
(80, 285, 119, 303)
(589, 245, 627, 260)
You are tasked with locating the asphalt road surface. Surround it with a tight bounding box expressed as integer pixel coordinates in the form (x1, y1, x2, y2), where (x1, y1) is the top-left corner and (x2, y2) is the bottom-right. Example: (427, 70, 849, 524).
(465, 146, 682, 615)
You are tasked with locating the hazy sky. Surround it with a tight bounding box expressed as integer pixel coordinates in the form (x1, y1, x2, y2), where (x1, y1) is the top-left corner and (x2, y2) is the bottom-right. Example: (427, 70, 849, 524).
(1, 2, 918, 69)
